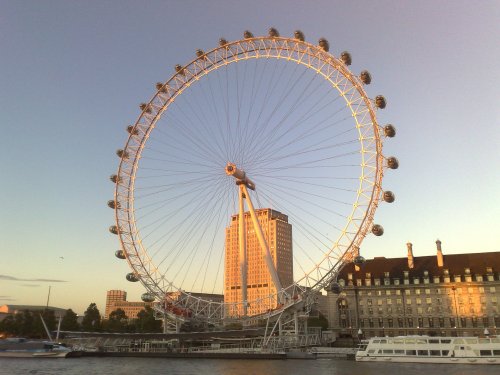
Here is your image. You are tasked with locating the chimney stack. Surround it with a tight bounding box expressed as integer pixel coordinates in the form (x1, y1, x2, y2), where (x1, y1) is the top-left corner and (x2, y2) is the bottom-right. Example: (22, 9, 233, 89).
(407, 242, 414, 269)
(436, 239, 444, 267)
(354, 246, 360, 272)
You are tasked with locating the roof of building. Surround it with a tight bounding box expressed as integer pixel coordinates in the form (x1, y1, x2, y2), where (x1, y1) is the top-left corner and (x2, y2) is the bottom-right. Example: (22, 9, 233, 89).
(339, 251, 500, 280)
(0, 305, 68, 314)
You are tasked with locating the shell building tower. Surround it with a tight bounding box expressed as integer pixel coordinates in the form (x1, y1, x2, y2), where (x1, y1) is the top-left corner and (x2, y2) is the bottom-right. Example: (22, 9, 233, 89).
(224, 208, 293, 317)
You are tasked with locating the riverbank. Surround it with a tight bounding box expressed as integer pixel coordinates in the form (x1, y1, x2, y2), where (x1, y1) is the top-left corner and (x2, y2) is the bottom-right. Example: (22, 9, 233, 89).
(72, 351, 287, 359)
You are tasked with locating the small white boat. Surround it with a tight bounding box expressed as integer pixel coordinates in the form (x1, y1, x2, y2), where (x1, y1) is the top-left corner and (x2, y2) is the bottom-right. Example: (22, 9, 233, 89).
(0, 338, 71, 358)
(356, 335, 500, 364)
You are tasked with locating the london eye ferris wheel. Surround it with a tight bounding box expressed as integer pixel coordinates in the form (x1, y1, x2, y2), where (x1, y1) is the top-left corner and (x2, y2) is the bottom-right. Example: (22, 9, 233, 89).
(108, 28, 397, 326)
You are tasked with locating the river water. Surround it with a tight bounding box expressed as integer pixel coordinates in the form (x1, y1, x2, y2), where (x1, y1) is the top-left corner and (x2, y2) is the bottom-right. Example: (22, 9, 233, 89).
(1, 358, 498, 375)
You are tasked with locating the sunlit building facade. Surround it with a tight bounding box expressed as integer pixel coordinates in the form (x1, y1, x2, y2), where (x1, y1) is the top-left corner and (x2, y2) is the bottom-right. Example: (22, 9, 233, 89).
(224, 209, 293, 317)
(327, 242, 500, 339)
(105, 290, 152, 319)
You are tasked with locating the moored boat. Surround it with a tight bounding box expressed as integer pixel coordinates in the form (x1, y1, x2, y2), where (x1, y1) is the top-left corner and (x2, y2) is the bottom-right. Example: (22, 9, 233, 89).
(0, 338, 72, 358)
(356, 335, 500, 364)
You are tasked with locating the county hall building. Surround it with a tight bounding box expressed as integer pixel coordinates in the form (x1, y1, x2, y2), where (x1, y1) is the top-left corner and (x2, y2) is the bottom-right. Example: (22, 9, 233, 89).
(326, 241, 500, 339)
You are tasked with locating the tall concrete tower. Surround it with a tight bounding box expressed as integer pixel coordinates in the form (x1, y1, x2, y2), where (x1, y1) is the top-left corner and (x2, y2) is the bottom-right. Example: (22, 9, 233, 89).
(224, 208, 293, 317)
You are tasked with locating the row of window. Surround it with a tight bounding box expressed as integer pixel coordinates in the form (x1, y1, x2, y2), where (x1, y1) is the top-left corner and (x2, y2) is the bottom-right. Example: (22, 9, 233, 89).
(358, 287, 497, 296)
(369, 349, 500, 356)
(353, 316, 500, 329)
(360, 296, 498, 306)
(343, 273, 497, 286)
(360, 305, 498, 316)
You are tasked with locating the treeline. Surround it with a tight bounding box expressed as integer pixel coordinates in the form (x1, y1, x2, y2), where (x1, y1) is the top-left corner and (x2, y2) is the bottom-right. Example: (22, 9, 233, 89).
(0, 303, 161, 338)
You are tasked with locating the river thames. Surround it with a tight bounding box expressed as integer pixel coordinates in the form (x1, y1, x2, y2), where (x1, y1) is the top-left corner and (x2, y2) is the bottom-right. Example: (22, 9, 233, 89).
(1, 358, 498, 375)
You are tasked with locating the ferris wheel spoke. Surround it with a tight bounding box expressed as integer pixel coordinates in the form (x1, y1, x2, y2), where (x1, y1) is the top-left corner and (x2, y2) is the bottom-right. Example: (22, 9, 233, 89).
(144, 136, 222, 170)
(133, 174, 218, 200)
(152, 189, 228, 275)
(185, 199, 229, 293)
(258, 182, 350, 229)
(165, 183, 230, 286)
(134, 180, 219, 222)
(257, 113, 355, 164)
(241, 60, 294, 158)
(256, 190, 331, 269)
(239, 59, 270, 161)
(165, 109, 227, 165)
(259, 178, 354, 207)
(255, 120, 355, 169)
(136, 185, 214, 243)
(251, 79, 336, 160)
(245, 64, 316, 159)
(200, 72, 230, 158)
(177, 82, 229, 162)
(266, 150, 362, 170)
(256, 100, 351, 163)
(197, 197, 230, 293)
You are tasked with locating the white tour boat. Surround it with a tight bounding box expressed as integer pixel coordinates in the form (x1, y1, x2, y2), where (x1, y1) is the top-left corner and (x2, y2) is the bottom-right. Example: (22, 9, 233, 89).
(356, 335, 500, 364)
(0, 338, 72, 358)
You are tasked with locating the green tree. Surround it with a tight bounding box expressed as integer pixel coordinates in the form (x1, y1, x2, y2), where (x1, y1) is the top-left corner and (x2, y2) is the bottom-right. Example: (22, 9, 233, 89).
(20, 310, 35, 337)
(33, 309, 57, 339)
(81, 303, 101, 331)
(307, 312, 329, 331)
(136, 306, 162, 333)
(105, 308, 128, 332)
(61, 309, 80, 331)
(0, 314, 19, 336)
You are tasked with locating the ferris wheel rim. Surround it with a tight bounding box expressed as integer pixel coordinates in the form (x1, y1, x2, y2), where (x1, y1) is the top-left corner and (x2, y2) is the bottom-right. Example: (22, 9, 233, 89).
(112, 34, 386, 321)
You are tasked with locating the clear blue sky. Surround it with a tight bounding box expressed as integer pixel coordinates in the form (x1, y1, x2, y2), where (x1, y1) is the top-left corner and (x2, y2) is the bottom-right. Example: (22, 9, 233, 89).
(1, 0, 498, 315)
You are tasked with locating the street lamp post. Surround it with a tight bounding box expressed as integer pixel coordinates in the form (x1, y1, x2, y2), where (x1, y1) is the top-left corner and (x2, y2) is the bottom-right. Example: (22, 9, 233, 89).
(451, 286, 460, 335)
(401, 289, 408, 335)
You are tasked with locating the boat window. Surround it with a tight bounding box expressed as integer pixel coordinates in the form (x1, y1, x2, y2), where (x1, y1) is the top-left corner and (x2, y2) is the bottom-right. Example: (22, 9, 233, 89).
(441, 350, 449, 356)
(368, 349, 375, 354)
(429, 339, 439, 344)
(429, 350, 440, 356)
(393, 339, 404, 344)
(416, 339, 427, 344)
(405, 339, 415, 344)
(465, 338, 478, 344)
(373, 339, 380, 344)
(493, 350, 500, 355)
(383, 349, 393, 354)
(491, 338, 500, 343)
(394, 349, 404, 354)
(406, 350, 417, 356)
(417, 350, 429, 356)
(380, 339, 387, 344)
(441, 339, 451, 344)
(480, 350, 492, 356)
(453, 339, 465, 344)
(478, 338, 490, 344)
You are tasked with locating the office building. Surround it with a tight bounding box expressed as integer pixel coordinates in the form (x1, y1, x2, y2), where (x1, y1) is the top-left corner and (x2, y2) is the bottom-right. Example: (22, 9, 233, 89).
(105, 290, 152, 319)
(224, 208, 293, 317)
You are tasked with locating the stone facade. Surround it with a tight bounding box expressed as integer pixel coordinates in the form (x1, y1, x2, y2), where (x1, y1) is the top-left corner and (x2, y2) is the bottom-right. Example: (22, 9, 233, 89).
(326, 244, 500, 339)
